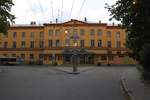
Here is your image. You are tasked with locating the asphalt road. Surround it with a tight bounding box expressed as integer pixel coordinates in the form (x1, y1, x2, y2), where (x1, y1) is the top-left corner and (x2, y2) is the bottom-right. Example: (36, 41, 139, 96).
(0, 65, 135, 100)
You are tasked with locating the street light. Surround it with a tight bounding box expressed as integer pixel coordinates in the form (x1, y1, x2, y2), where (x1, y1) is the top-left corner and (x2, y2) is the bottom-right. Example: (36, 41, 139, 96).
(67, 29, 80, 74)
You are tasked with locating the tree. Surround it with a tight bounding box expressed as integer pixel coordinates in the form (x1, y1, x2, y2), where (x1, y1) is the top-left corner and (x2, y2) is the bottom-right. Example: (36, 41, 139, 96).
(0, 0, 15, 34)
(105, 0, 150, 80)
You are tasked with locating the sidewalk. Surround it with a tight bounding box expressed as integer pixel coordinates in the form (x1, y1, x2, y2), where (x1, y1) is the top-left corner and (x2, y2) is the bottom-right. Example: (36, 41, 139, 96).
(125, 67, 150, 100)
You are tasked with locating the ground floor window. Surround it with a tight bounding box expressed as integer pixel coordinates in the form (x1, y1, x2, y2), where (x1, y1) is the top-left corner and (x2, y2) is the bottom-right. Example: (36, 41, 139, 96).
(101, 56, 107, 60)
(108, 56, 114, 61)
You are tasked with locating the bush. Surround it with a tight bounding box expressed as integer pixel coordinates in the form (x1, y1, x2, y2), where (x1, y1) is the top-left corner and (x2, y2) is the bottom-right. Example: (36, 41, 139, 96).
(53, 62, 58, 66)
(97, 62, 102, 66)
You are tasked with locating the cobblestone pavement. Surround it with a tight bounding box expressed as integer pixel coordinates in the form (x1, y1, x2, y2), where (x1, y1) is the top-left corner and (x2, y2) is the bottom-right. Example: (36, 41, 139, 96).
(0, 65, 135, 100)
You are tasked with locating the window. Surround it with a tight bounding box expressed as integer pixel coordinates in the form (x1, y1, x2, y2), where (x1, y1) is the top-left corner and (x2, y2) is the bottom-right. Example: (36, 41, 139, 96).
(48, 55, 52, 60)
(4, 33, 8, 38)
(12, 54, 16, 57)
(30, 41, 34, 48)
(116, 31, 120, 40)
(116, 41, 121, 48)
(107, 31, 111, 38)
(3, 54, 7, 57)
(22, 32, 25, 39)
(101, 56, 107, 60)
(39, 54, 43, 60)
(49, 29, 53, 36)
(40, 31, 44, 38)
(97, 29, 102, 36)
(30, 54, 34, 60)
(55, 29, 61, 36)
(13, 32, 17, 38)
(21, 54, 25, 60)
(80, 40, 84, 47)
(21, 41, 25, 48)
(4, 42, 8, 48)
(90, 40, 95, 47)
(65, 39, 70, 46)
(73, 29, 77, 35)
(57, 55, 62, 60)
(108, 56, 114, 61)
(80, 29, 85, 36)
(48, 40, 53, 47)
(30, 32, 34, 38)
(56, 40, 60, 47)
(12, 41, 16, 48)
(90, 29, 95, 36)
(98, 40, 102, 47)
(39, 41, 44, 48)
(107, 41, 111, 48)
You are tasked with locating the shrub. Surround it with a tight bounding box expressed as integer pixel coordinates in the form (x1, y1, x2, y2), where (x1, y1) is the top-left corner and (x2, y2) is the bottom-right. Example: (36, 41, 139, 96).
(53, 62, 58, 66)
(97, 62, 102, 66)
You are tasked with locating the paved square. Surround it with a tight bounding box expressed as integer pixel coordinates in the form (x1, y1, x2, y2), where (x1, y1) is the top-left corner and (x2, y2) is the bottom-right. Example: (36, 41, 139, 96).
(0, 65, 135, 100)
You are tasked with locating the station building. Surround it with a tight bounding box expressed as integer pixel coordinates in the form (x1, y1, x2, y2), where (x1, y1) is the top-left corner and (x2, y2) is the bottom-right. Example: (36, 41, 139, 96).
(0, 19, 136, 65)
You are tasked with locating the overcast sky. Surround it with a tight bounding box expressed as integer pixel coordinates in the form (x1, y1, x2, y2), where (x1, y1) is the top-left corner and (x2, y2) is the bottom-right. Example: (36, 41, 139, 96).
(11, 0, 118, 24)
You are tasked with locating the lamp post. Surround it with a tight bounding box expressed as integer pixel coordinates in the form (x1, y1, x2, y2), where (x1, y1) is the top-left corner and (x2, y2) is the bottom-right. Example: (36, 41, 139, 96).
(65, 29, 80, 74)
(72, 50, 78, 72)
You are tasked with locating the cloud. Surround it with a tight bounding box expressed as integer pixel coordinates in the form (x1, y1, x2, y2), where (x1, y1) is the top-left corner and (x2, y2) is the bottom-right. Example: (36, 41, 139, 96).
(11, 0, 118, 24)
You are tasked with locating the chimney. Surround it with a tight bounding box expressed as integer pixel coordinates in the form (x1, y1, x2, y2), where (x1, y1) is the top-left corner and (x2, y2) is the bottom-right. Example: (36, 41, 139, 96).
(56, 18, 58, 23)
(112, 22, 115, 26)
(30, 21, 36, 25)
(84, 17, 87, 22)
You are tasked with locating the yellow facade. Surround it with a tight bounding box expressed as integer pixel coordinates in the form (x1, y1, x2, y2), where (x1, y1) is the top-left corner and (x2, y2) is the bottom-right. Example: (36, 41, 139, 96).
(0, 19, 136, 65)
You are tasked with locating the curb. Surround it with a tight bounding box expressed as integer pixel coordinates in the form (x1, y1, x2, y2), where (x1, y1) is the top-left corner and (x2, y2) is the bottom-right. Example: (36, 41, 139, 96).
(120, 76, 135, 100)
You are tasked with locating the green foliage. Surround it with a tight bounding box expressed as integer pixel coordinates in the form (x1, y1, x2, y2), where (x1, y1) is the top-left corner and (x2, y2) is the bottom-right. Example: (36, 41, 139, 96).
(0, 0, 15, 34)
(123, 56, 132, 64)
(105, 0, 150, 80)
(97, 62, 102, 66)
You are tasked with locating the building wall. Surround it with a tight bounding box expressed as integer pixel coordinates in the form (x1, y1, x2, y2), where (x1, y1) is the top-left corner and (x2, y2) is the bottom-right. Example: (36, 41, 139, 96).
(0, 19, 136, 65)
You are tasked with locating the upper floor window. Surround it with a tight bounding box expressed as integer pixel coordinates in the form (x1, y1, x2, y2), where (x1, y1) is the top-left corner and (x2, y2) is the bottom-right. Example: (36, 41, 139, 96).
(30, 41, 34, 48)
(12, 41, 16, 48)
(97, 29, 102, 37)
(49, 40, 53, 47)
(80, 40, 84, 47)
(65, 39, 70, 46)
(116, 41, 121, 48)
(116, 31, 120, 40)
(40, 31, 44, 38)
(98, 40, 102, 47)
(39, 41, 44, 48)
(22, 32, 25, 39)
(90, 40, 95, 47)
(21, 41, 25, 48)
(4, 33, 8, 38)
(90, 29, 95, 36)
(107, 41, 111, 48)
(4, 42, 8, 48)
(13, 32, 17, 38)
(30, 32, 34, 38)
(107, 31, 111, 38)
(55, 29, 61, 36)
(80, 29, 85, 36)
(49, 29, 53, 36)
(73, 29, 77, 35)
(56, 40, 60, 47)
